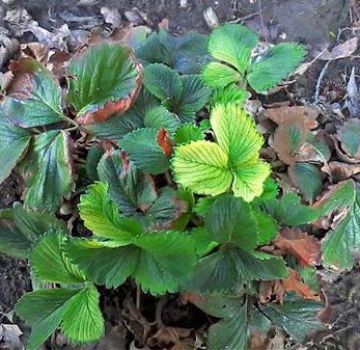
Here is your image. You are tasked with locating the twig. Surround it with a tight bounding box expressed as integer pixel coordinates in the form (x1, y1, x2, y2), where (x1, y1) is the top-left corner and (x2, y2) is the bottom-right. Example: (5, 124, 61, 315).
(258, 0, 268, 43)
(136, 285, 141, 310)
(228, 10, 261, 23)
(314, 61, 330, 102)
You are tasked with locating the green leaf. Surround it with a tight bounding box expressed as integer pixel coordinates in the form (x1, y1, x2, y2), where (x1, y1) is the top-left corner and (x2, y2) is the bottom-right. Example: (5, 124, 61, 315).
(65, 238, 140, 288)
(85, 144, 104, 182)
(97, 151, 157, 216)
(211, 86, 250, 107)
(338, 119, 360, 157)
(232, 160, 271, 202)
(322, 190, 360, 269)
(0, 121, 31, 184)
(172, 140, 232, 196)
(187, 247, 287, 293)
(179, 75, 211, 112)
(202, 62, 240, 88)
(16, 288, 79, 350)
(144, 63, 183, 106)
(144, 105, 180, 133)
(79, 182, 143, 242)
(208, 24, 259, 74)
(288, 163, 323, 203)
(253, 208, 278, 245)
(24, 130, 74, 212)
(211, 104, 264, 166)
(205, 195, 258, 250)
(119, 128, 170, 174)
(4, 58, 65, 127)
(0, 203, 66, 258)
(174, 124, 204, 145)
(260, 293, 323, 343)
(191, 227, 218, 257)
(30, 231, 85, 284)
(261, 192, 318, 226)
(133, 231, 197, 294)
(62, 285, 104, 343)
(248, 43, 306, 92)
(68, 43, 140, 123)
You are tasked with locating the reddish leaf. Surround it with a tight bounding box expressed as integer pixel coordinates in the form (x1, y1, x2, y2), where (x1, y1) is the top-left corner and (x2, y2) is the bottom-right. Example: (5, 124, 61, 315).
(157, 128, 173, 157)
(275, 228, 321, 266)
(283, 269, 320, 301)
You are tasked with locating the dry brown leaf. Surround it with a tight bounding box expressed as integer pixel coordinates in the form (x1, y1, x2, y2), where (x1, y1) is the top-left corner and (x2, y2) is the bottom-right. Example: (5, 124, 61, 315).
(157, 128, 173, 157)
(259, 280, 284, 304)
(319, 37, 358, 61)
(326, 161, 360, 181)
(249, 330, 270, 350)
(262, 106, 320, 129)
(283, 269, 320, 300)
(275, 228, 321, 266)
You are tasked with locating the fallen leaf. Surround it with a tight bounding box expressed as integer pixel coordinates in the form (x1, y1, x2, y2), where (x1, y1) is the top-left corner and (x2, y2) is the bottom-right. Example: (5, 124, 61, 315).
(262, 106, 320, 129)
(338, 119, 360, 158)
(100, 7, 121, 28)
(319, 37, 358, 61)
(275, 228, 321, 266)
(346, 67, 360, 117)
(0, 323, 24, 350)
(283, 269, 320, 300)
(326, 161, 360, 181)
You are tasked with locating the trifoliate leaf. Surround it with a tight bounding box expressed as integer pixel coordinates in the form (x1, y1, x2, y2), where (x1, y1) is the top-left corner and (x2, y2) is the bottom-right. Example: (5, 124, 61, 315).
(0, 203, 66, 258)
(201, 62, 240, 88)
(0, 121, 31, 184)
(322, 190, 360, 269)
(205, 195, 258, 250)
(144, 105, 180, 133)
(190, 227, 218, 257)
(65, 238, 140, 288)
(4, 58, 65, 127)
(288, 163, 323, 203)
(23, 130, 74, 212)
(68, 43, 141, 124)
(174, 124, 204, 145)
(260, 293, 323, 343)
(253, 208, 279, 245)
(16, 288, 79, 350)
(338, 119, 360, 157)
(79, 182, 142, 242)
(187, 247, 287, 293)
(248, 43, 306, 92)
(119, 128, 170, 174)
(61, 284, 104, 343)
(143, 63, 183, 106)
(208, 24, 259, 74)
(172, 140, 232, 196)
(30, 230, 85, 284)
(211, 104, 264, 166)
(133, 230, 197, 294)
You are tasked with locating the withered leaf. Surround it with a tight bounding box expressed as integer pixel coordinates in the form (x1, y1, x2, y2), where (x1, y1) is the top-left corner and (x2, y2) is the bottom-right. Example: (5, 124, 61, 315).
(283, 269, 320, 301)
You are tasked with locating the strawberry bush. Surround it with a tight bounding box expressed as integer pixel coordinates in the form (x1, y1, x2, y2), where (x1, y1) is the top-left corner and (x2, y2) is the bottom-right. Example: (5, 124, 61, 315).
(0, 23, 357, 349)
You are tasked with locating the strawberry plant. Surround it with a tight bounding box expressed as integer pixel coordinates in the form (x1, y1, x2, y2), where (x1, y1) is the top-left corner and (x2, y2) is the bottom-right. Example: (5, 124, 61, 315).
(0, 23, 355, 349)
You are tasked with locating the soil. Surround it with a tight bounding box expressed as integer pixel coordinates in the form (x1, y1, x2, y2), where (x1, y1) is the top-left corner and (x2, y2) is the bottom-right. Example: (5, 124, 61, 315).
(0, 0, 359, 349)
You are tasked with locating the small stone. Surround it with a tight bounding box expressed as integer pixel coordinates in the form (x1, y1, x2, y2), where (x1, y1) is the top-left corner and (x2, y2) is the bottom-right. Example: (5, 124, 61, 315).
(203, 7, 219, 29)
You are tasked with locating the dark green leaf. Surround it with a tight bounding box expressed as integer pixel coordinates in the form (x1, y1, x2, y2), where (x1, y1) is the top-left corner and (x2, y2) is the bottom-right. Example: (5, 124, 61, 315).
(260, 293, 323, 343)
(288, 163, 323, 203)
(85, 144, 104, 182)
(119, 128, 170, 174)
(144, 105, 180, 133)
(68, 43, 140, 123)
(174, 124, 204, 145)
(24, 130, 74, 212)
(0, 121, 31, 184)
(205, 195, 258, 250)
(338, 119, 360, 157)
